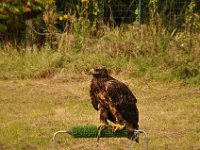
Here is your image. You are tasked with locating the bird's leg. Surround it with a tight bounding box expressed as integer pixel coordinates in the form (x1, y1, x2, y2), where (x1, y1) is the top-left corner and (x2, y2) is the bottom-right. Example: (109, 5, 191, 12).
(108, 101, 126, 132)
(98, 106, 109, 130)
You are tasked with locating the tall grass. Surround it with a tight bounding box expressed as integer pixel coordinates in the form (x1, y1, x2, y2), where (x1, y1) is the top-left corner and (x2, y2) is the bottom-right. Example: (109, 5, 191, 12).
(0, 22, 199, 85)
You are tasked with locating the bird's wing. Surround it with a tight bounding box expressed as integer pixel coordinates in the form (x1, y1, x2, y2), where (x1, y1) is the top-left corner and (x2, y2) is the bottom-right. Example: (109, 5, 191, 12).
(91, 94, 99, 110)
(105, 79, 139, 130)
(90, 79, 99, 111)
(105, 80, 137, 105)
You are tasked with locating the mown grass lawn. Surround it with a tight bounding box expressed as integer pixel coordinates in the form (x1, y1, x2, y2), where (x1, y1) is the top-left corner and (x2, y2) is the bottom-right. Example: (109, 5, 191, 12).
(0, 74, 199, 150)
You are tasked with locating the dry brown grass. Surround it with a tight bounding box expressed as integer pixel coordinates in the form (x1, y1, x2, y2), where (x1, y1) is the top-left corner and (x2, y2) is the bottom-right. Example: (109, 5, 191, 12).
(0, 73, 199, 149)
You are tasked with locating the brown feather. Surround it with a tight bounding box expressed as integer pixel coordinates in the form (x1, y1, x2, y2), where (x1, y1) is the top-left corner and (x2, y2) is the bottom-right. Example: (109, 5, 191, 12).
(89, 67, 139, 130)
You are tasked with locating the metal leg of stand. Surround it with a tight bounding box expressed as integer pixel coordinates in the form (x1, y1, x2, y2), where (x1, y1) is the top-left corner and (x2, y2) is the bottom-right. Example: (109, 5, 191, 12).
(128, 130, 148, 150)
(52, 131, 68, 150)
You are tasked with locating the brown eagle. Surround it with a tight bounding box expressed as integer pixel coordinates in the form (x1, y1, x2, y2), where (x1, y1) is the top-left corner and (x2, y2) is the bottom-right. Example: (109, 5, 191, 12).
(89, 66, 139, 139)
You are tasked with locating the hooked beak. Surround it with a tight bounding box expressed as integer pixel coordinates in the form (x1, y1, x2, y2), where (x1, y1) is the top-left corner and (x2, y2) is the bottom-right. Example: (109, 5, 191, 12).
(89, 69, 98, 75)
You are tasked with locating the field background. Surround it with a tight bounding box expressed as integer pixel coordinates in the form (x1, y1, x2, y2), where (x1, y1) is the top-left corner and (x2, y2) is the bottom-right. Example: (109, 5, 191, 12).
(0, 0, 200, 149)
(0, 27, 200, 150)
(0, 69, 199, 149)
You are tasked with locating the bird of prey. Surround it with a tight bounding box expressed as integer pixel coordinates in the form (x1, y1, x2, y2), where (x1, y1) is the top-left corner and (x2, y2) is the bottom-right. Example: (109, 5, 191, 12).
(89, 66, 139, 141)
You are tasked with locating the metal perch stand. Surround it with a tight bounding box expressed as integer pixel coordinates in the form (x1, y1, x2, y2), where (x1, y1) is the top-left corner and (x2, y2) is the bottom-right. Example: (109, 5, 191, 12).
(52, 126, 148, 150)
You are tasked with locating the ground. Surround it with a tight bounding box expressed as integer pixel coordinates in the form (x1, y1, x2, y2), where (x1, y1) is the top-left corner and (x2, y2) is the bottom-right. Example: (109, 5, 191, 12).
(0, 74, 199, 150)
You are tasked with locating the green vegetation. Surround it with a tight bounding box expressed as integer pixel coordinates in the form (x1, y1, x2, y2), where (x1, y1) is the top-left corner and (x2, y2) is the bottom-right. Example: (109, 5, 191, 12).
(0, 0, 199, 85)
(0, 24, 199, 85)
(1, 0, 200, 42)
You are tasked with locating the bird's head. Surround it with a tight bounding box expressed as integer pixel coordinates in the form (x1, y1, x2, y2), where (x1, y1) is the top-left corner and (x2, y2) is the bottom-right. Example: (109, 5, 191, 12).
(89, 66, 109, 78)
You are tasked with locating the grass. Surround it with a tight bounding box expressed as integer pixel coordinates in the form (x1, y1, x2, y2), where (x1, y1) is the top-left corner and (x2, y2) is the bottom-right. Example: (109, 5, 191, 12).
(0, 20, 199, 149)
(0, 76, 199, 149)
(0, 48, 199, 86)
(0, 23, 199, 85)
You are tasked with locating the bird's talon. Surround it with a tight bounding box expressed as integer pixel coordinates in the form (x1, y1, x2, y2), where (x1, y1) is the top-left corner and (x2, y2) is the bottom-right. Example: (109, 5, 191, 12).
(98, 121, 108, 131)
(111, 123, 126, 132)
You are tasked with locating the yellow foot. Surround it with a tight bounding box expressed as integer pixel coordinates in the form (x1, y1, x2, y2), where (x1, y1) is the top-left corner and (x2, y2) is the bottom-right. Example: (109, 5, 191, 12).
(112, 123, 126, 132)
(98, 121, 108, 131)
(107, 121, 126, 132)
